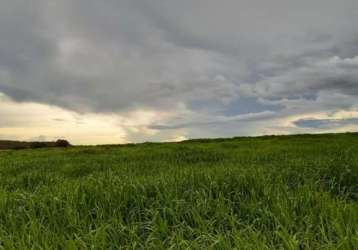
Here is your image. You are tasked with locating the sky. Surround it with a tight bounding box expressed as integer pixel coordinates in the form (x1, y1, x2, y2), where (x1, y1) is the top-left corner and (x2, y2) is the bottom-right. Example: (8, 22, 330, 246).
(1, 0, 358, 144)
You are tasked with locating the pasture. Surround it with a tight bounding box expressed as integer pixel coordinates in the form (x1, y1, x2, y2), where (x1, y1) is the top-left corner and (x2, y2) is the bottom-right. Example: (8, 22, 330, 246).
(1, 133, 358, 249)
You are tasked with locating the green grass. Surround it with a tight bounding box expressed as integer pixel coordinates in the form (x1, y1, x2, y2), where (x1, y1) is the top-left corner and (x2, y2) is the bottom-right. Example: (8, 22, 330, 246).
(1, 133, 358, 249)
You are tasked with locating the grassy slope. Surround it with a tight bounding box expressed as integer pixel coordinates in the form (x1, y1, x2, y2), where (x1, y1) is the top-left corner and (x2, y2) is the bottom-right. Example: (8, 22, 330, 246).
(1, 133, 358, 249)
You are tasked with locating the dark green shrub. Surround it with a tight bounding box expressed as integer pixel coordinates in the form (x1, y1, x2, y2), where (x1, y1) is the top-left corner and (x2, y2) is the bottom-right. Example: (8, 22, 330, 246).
(29, 142, 47, 148)
(55, 139, 71, 147)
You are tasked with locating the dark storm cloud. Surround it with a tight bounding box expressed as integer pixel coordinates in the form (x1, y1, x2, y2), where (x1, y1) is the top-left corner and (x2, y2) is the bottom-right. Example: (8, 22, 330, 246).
(0, 84, 39, 100)
(1, 0, 358, 137)
(243, 55, 358, 100)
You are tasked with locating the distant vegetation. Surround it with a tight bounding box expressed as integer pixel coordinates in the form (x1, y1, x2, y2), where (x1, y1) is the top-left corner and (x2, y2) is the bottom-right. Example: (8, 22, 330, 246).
(1, 133, 358, 249)
(0, 139, 70, 150)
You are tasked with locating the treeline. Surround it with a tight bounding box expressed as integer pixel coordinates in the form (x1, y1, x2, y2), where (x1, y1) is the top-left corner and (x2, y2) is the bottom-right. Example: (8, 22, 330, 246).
(0, 139, 70, 150)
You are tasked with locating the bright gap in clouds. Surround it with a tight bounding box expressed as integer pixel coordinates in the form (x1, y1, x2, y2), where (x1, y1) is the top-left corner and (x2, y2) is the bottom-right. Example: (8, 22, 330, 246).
(2, 92, 358, 145)
(0, 93, 183, 145)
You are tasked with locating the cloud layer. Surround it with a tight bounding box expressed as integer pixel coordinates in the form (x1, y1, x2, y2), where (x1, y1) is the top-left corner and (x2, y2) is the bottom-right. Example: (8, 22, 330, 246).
(1, 0, 358, 143)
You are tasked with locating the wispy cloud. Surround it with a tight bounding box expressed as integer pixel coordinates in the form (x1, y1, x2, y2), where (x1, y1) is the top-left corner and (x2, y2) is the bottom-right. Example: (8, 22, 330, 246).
(294, 117, 358, 129)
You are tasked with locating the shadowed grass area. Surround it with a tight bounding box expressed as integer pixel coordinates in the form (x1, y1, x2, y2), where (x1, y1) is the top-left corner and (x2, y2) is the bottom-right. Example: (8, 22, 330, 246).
(1, 133, 358, 249)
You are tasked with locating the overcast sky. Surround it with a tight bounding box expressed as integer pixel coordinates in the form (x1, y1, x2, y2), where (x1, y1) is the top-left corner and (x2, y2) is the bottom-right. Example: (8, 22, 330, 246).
(1, 0, 358, 144)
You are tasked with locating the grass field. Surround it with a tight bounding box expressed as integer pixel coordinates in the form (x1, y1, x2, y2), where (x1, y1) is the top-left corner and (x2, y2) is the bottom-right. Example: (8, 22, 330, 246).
(1, 133, 358, 249)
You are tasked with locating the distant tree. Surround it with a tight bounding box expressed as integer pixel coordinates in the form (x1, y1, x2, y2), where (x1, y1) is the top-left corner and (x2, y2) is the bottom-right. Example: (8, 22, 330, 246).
(30, 142, 47, 149)
(55, 139, 71, 147)
(13, 145, 27, 150)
